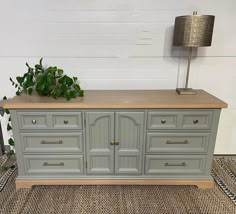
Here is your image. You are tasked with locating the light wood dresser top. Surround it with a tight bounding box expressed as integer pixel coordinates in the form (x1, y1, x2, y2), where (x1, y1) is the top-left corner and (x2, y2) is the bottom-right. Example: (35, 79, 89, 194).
(0, 90, 227, 109)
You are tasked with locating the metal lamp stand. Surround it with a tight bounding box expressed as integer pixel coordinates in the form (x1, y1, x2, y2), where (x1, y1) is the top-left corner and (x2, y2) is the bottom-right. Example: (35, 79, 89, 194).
(176, 47, 197, 95)
(173, 11, 215, 95)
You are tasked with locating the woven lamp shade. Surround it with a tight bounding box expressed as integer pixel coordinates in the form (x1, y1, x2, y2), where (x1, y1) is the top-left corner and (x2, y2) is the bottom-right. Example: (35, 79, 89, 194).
(173, 15, 215, 47)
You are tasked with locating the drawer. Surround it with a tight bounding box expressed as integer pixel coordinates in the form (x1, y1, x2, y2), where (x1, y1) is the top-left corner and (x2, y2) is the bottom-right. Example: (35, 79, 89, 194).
(17, 110, 82, 130)
(23, 155, 84, 175)
(181, 111, 212, 129)
(145, 155, 206, 175)
(18, 112, 48, 129)
(52, 112, 82, 129)
(21, 132, 84, 153)
(147, 112, 178, 129)
(147, 110, 213, 130)
(146, 132, 210, 153)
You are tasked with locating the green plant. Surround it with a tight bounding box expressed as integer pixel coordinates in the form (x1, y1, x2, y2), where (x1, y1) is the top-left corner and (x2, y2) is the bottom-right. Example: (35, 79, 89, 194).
(10, 58, 84, 100)
(1, 59, 84, 161)
(1, 96, 15, 157)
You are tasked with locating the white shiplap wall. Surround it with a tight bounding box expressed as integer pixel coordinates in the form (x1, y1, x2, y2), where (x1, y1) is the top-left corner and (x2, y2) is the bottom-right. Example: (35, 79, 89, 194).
(0, 0, 235, 153)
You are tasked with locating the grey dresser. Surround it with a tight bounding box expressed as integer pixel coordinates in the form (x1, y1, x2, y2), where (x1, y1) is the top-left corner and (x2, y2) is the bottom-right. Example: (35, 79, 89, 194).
(1, 90, 227, 188)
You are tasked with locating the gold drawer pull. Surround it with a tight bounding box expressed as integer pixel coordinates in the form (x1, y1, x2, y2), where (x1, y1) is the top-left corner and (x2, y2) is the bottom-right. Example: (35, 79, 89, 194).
(32, 119, 37, 124)
(41, 140, 63, 144)
(166, 140, 189, 144)
(165, 162, 186, 167)
(193, 119, 199, 124)
(110, 141, 119, 145)
(161, 119, 166, 124)
(43, 162, 64, 167)
(64, 120, 69, 124)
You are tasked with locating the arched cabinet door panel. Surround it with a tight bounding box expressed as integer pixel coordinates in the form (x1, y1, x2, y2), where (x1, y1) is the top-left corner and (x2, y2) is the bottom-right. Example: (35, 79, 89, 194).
(115, 112, 144, 175)
(85, 112, 114, 175)
(85, 111, 144, 176)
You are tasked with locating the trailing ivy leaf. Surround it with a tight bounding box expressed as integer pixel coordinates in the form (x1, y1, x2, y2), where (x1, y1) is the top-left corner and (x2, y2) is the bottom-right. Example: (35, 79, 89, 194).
(70, 90, 77, 98)
(73, 77, 78, 82)
(79, 90, 84, 97)
(27, 87, 33, 95)
(74, 84, 81, 91)
(7, 124, 12, 131)
(39, 58, 43, 66)
(10, 165, 16, 169)
(26, 62, 33, 72)
(16, 76, 24, 85)
(8, 138, 15, 146)
(4, 109, 10, 114)
(9, 150, 15, 155)
(58, 69, 64, 76)
(10, 77, 15, 86)
(16, 91, 21, 96)
(55, 87, 63, 97)
(58, 76, 65, 84)
(8, 117, 11, 122)
(65, 91, 71, 100)
(35, 64, 42, 70)
(65, 76, 73, 86)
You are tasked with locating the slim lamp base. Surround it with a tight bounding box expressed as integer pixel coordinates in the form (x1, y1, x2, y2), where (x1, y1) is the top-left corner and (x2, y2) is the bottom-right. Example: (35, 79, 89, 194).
(176, 88, 197, 95)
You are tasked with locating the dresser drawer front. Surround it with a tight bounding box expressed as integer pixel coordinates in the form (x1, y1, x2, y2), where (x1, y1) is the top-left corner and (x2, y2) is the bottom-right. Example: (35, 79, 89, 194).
(147, 112, 178, 129)
(23, 155, 84, 175)
(52, 112, 82, 129)
(145, 155, 205, 175)
(21, 132, 84, 153)
(181, 111, 212, 129)
(18, 112, 48, 129)
(17, 111, 82, 130)
(146, 132, 210, 153)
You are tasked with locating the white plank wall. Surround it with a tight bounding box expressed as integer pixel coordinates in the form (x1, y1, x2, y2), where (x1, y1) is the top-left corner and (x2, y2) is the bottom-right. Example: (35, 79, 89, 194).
(0, 0, 235, 153)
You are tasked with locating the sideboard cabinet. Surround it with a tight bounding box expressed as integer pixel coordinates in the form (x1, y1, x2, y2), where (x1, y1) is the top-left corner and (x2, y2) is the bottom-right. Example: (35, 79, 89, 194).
(1, 90, 227, 189)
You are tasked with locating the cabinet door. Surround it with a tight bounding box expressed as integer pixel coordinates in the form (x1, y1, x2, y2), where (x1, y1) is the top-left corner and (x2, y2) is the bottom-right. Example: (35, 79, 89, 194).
(115, 112, 144, 174)
(85, 112, 114, 174)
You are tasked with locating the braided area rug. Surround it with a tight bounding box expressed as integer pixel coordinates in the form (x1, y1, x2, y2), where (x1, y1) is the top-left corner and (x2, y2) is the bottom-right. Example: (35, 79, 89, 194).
(0, 156, 235, 214)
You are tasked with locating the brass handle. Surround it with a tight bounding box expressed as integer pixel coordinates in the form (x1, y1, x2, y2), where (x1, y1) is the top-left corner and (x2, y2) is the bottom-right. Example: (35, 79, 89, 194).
(110, 141, 119, 145)
(165, 162, 186, 167)
(43, 162, 64, 167)
(64, 120, 69, 124)
(161, 119, 166, 124)
(166, 140, 189, 144)
(193, 119, 199, 124)
(32, 119, 37, 124)
(41, 140, 63, 144)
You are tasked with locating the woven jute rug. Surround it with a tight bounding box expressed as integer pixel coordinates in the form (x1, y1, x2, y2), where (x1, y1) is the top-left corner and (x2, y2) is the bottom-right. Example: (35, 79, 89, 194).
(0, 156, 235, 214)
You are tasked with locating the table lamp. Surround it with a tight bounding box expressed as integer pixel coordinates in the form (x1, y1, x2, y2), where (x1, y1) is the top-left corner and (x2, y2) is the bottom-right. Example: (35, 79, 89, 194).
(173, 11, 215, 95)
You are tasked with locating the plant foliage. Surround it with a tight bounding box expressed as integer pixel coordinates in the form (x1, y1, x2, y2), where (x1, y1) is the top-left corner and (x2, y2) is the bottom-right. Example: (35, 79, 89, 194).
(10, 58, 84, 100)
(1, 96, 15, 157)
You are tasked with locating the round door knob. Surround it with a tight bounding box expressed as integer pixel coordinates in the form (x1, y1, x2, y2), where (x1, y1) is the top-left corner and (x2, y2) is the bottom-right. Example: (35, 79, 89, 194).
(32, 119, 37, 124)
(161, 119, 166, 124)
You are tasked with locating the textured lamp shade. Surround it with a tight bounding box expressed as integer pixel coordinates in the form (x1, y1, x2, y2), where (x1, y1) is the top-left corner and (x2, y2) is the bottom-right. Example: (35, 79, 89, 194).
(173, 12, 215, 95)
(173, 14, 215, 47)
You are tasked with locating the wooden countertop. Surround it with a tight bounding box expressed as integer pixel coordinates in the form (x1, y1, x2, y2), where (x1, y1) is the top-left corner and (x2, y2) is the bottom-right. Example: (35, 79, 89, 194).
(0, 90, 228, 109)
